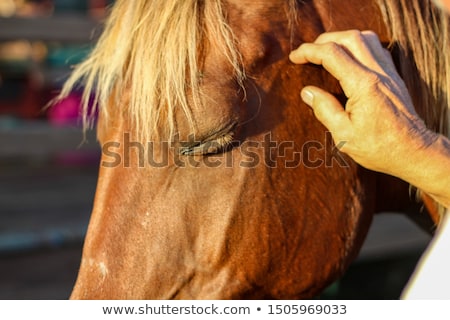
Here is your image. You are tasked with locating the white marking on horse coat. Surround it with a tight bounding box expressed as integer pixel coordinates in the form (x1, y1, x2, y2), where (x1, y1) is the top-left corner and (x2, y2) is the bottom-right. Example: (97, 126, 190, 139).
(141, 211, 151, 228)
(98, 262, 108, 280)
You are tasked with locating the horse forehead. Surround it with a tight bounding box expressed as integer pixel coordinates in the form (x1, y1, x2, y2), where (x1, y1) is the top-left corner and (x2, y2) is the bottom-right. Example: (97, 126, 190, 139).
(225, 0, 292, 37)
(225, 0, 289, 13)
(224, 2, 294, 65)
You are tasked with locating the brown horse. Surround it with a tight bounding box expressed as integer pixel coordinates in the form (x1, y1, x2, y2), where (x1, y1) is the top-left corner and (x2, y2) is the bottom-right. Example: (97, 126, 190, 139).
(58, 0, 449, 299)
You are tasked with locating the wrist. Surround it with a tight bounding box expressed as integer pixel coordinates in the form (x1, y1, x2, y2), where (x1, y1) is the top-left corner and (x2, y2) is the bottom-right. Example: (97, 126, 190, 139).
(399, 132, 450, 208)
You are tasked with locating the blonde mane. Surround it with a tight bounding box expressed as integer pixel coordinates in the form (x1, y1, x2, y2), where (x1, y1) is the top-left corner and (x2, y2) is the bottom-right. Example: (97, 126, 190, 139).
(377, 0, 450, 137)
(58, 0, 244, 142)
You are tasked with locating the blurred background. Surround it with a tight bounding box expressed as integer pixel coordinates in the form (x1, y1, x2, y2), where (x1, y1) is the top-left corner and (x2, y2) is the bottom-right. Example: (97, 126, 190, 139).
(0, 0, 109, 299)
(0, 0, 433, 300)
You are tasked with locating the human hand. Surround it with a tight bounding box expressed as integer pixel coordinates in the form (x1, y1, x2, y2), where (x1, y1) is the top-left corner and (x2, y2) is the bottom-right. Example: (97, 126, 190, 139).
(289, 30, 437, 177)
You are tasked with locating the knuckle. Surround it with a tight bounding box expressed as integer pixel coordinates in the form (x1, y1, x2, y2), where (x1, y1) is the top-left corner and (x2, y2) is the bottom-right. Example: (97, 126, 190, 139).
(341, 30, 370, 53)
(323, 42, 343, 56)
(346, 30, 381, 49)
(346, 29, 365, 42)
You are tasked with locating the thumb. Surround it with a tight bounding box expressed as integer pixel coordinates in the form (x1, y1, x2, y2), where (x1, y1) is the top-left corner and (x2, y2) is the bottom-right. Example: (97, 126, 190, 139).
(301, 86, 350, 133)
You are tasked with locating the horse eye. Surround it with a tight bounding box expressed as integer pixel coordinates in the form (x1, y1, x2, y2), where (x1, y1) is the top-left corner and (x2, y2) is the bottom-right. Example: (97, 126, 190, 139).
(179, 133, 235, 156)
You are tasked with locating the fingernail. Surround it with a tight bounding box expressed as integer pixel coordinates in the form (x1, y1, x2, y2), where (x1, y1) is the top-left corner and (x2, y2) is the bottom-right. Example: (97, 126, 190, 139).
(301, 89, 314, 106)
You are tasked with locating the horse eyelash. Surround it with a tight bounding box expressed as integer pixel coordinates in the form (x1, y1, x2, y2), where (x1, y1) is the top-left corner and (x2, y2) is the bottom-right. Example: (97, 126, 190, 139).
(179, 133, 235, 156)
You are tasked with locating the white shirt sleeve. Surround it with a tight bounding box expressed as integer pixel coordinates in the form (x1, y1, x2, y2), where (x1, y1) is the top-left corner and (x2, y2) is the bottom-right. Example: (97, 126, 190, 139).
(401, 209, 450, 299)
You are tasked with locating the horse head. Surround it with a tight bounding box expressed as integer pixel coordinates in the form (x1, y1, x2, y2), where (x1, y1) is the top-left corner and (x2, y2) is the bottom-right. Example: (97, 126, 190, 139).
(61, 0, 448, 299)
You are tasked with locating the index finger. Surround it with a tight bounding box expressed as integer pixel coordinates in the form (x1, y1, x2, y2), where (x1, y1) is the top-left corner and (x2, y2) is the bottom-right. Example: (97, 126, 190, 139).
(289, 42, 372, 96)
(314, 30, 396, 76)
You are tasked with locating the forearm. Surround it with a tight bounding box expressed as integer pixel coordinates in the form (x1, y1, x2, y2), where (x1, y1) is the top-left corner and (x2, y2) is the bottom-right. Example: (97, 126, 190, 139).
(398, 134, 450, 208)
